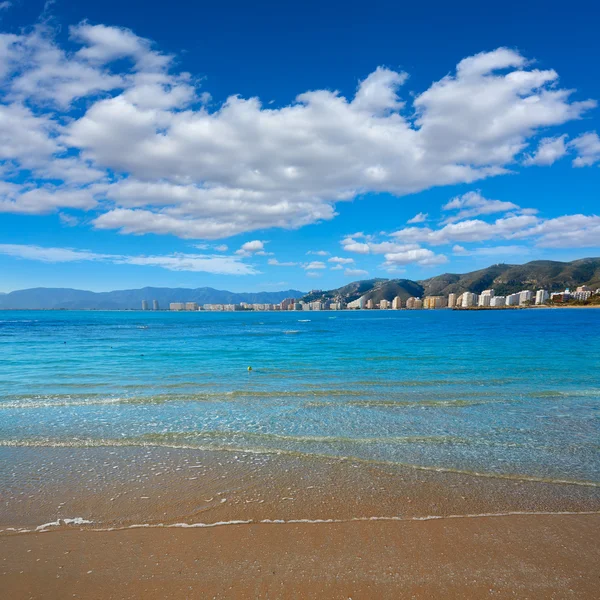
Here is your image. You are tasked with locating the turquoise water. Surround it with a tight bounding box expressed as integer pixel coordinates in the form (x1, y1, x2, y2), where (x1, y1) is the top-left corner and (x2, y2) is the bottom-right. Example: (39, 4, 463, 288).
(0, 309, 599, 484)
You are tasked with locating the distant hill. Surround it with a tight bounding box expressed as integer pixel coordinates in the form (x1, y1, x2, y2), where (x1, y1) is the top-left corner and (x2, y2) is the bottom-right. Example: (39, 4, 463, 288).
(420, 258, 600, 296)
(301, 258, 600, 303)
(0, 286, 305, 310)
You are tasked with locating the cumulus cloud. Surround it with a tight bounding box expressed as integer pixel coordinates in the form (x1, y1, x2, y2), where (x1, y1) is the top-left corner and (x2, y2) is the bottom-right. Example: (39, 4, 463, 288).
(570, 132, 600, 167)
(392, 212, 600, 248)
(442, 191, 519, 222)
(383, 248, 448, 267)
(0, 243, 258, 274)
(0, 23, 595, 239)
(523, 135, 568, 166)
(407, 212, 428, 224)
(306, 250, 329, 256)
(235, 240, 267, 256)
(303, 261, 327, 270)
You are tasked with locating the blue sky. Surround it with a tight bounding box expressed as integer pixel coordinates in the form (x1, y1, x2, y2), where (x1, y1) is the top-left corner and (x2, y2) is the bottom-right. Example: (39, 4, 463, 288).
(0, 0, 599, 293)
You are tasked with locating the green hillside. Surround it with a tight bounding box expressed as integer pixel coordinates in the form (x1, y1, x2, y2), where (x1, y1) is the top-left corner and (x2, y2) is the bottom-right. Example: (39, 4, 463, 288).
(300, 258, 600, 303)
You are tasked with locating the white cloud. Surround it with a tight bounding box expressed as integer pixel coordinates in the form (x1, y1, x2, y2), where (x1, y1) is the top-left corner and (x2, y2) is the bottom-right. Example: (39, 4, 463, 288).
(383, 248, 448, 267)
(442, 191, 519, 222)
(0, 2, 12, 12)
(341, 236, 421, 255)
(0, 24, 595, 239)
(570, 132, 600, 167)
(452, 244, 530, 256)
(328, 256, 354, 264)
(531, 215, 600, 248)
(306, 271, 322, 278)
(341, 237, 371, 254)
(392, 212, 600, 249)
(234, 240, 266, 256)
(330, 264, 344, 270)
(407, 212, 428, 224)
(214, 244, 228, 252)
(303, 261, 327, 270)
(0, 243, 105, 263)
(0, 244, 258, 274)
(523, 135, 568, 166)
(306, 250, 329, 256)
(268, 258, 298, 266)
(344, 268, 369, 277)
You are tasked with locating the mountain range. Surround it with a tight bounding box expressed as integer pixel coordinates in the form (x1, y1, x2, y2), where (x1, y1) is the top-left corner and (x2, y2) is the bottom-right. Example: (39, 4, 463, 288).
(301, 258, 600, 304)
(1, 258, 599, 309)
(0, 287, 304, 310)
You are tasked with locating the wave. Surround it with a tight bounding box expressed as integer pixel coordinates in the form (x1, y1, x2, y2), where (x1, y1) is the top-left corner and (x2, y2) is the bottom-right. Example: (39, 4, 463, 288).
(1, 435, 598, 488)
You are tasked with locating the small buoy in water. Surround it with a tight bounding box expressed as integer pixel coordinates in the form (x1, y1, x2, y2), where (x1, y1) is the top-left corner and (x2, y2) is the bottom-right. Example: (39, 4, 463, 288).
(247, 366, 252, 371)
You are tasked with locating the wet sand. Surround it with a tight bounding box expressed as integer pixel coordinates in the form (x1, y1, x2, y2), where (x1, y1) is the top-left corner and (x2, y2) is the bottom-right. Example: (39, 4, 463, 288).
(1, 447, 599, 598)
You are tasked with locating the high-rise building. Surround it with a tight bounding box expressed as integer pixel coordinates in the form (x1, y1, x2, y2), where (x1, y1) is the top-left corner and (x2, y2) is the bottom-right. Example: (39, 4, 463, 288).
(478, 294, 491, 307)
(170, 302, 185, 311)
(535, 290, 549, 305)
(505, 293, 520, 306)
(424, 296, 446, 309)
(490, 296, 506, 307)
(366, 299, 374, 309)
(380, 299, 390, 309)
(280, 298, 295, 310)
(392, 296, 402, 309)
(141, 300, 149, 310)
(573, 290, 591, 301)
(518, 290, 533, 305)
(152, 300, 159, 311)
(185, 302, 199, 311)
(406, 297, 422, 309)
(447, 293, 457, 308)
(461, 292, 478, 307)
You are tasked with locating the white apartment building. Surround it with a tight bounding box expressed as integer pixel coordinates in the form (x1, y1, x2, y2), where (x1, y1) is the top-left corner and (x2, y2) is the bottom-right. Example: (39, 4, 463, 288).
(518, 290, 533, 305)
(478, 294, 492, 307)
(461, 292, 478, 307)
(392, 296, 402, 309)
(169, 302, 185, 311)
(490, 296, 506, 307)
(141, 300, 149, 310)
(573, 290, 591, 301)
(447, 293, 457, 308)
(366, 299, 374, 309)
(535, 290, 549, 305)
(505, 293, 520, 306)
(380, 299, 391, 309)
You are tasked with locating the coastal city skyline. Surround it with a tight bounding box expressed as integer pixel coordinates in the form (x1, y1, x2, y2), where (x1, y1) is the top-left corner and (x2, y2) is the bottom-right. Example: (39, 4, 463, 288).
(0, 1, 600, 294)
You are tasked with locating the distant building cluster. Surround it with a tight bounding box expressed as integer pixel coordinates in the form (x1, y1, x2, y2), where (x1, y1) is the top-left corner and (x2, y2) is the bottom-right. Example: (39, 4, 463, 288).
(139, 284, 599, 313)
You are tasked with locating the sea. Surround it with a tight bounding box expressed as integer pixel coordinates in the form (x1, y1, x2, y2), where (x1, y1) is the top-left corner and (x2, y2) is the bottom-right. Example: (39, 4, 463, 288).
(1, 307, 598, 491)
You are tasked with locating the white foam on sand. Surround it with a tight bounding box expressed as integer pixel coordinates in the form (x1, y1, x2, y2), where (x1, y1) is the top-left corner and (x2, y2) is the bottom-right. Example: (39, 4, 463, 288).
(4, 511, 600, 536)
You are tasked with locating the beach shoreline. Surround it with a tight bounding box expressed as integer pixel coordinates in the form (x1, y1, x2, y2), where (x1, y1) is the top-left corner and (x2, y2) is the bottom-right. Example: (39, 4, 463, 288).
(1, 446, 600, 598)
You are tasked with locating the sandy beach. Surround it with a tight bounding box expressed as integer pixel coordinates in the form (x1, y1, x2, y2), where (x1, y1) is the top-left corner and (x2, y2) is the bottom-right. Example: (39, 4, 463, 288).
(2, 512, 599, 599)
(1, 446, 599, 599)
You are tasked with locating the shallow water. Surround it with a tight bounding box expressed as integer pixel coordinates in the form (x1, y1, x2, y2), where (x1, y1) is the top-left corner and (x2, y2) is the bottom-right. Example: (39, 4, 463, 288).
(0, 309, 599, 486)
